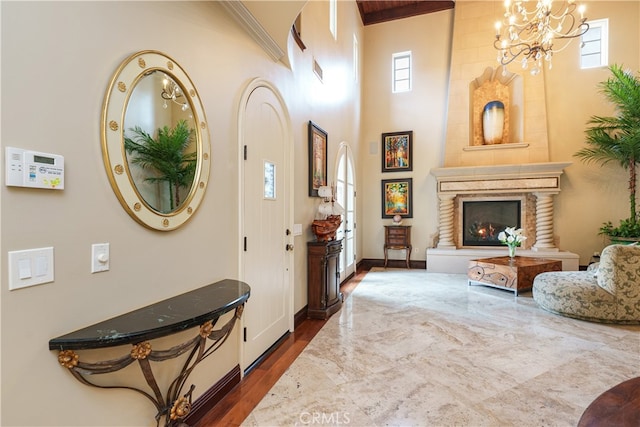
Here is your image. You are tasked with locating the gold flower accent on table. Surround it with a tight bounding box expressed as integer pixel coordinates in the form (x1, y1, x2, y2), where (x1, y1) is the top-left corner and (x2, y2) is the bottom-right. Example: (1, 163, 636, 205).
(130, 342, 152, 360)
(137, 57, 146, 68)
(117, 81, 126, 92)
(170, 396, 191, 420)
(114, 164, 124, 175)
(109, 120, 119, 131)
(199, 320, 214, 338)
(58, 350, 79, 369)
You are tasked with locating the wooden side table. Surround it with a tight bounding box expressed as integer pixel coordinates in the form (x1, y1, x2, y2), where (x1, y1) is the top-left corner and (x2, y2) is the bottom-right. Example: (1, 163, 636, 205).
(384, 225, 412, 268)
(468, 256, 561, 295)
(578, 376, 640, 427)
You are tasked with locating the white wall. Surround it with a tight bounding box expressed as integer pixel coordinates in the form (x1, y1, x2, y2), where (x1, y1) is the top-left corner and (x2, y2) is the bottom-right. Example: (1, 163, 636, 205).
(360, 1, 639, 265)
(0, 1, 362, 425)
(360, 10, 454, 262)
(546, 1, 640, 262)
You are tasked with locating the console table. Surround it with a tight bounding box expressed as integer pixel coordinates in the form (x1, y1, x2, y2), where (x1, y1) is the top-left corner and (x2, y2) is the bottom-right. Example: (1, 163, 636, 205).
(49, 279, 250, 427)
(384, 225, 412, 268)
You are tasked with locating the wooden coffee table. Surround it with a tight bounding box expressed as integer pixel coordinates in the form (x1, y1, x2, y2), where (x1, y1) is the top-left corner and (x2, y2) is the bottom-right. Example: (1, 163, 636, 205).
(468, 256, 562, 296)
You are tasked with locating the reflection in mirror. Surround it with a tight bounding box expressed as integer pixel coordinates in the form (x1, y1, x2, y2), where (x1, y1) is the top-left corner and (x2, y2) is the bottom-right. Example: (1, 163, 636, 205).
(101, 50, 210, 231)
(124, 72, 197, 213)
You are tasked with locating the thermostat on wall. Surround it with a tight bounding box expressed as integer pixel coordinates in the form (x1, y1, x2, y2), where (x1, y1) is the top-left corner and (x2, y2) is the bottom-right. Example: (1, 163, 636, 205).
(5, 147, 64, 190)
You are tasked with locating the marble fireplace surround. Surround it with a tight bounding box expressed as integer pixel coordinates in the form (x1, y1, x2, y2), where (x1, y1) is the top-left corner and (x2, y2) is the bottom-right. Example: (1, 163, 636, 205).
(427, 162, 579, 273)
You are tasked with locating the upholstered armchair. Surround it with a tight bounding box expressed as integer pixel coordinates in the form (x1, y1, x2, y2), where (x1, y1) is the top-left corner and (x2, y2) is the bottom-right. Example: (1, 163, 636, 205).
(533, 244, 640, 324)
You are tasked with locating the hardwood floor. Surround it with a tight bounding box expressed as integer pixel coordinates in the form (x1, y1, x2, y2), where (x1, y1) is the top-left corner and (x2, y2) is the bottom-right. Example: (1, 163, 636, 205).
(195, 268, 367, 426)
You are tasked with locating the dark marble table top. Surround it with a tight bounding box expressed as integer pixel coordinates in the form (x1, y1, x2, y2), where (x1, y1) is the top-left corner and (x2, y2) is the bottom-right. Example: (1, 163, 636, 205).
(49, 279, 250, 351)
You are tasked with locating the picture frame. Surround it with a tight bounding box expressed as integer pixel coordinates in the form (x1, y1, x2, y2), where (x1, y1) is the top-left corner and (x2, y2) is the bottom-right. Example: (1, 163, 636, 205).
(308, 121, 328, 197)
(381, 178, 413, 218)
(382, 130, 413, 172)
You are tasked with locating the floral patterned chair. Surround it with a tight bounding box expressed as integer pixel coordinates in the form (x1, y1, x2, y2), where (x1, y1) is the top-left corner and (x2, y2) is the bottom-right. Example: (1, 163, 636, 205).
(532, 244, 640, 324)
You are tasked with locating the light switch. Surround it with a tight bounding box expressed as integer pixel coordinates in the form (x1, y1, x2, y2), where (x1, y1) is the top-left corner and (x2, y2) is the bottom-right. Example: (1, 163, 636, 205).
(91, 243, 110, 273)
(35, 255, 48, 276)
(8, 247, 54, 290)
(18, 259, 32, 279)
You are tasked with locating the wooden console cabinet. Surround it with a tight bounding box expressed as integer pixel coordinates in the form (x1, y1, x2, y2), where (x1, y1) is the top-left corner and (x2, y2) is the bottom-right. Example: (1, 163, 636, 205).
(307, 239, 343, 319)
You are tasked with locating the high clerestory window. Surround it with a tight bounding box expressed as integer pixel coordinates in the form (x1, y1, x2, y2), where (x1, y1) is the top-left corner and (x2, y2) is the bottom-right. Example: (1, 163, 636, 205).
(580, 19, 609, 69)
(329, 0, 337, 40)
(392, 51, 412, 93)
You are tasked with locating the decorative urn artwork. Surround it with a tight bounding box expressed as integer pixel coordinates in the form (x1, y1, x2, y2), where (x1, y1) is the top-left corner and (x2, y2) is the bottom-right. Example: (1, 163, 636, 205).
(482, 100, 505, 145)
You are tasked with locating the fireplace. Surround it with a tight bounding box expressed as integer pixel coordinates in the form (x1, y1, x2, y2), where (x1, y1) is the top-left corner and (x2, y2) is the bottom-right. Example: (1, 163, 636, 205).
(427, 163, 580, 273)
(462, 200, 521, 247)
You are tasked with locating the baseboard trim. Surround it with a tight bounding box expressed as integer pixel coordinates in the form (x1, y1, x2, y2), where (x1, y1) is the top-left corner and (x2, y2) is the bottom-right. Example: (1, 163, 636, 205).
(294, 305, 307, 328)
(360, 258, 426, 270)
(183, 364, 241, 425)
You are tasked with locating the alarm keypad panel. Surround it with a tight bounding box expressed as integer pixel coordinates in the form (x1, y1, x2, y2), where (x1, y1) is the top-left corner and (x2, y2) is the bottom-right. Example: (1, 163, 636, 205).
(5, 147, 64, 190)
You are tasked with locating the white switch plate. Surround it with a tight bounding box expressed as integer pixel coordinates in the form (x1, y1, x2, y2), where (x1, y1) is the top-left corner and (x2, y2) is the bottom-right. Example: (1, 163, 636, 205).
(8, 247, 54, 290)
(91, 243, 110, 273)
(293, 223, 303, 236)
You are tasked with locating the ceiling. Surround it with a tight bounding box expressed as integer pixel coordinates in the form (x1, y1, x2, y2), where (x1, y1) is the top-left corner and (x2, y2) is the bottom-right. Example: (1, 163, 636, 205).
(356, 0, 455, 25)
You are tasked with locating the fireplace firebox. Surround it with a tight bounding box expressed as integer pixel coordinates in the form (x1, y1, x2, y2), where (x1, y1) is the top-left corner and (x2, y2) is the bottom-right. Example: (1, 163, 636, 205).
(462, 200, 521, 246)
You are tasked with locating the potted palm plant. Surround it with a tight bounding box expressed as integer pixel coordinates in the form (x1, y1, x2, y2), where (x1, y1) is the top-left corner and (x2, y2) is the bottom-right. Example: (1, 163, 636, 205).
(124, 119, 197, 212)
(574, 64, 640, 243)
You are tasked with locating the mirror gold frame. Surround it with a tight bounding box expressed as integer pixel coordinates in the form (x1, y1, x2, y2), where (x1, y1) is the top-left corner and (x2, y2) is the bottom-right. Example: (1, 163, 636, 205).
(101, 50, 210, 231)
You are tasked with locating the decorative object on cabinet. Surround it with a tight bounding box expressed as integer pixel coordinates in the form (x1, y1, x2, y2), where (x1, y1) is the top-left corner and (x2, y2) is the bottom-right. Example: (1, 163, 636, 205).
(307, 239, 343, 319)
(382, 130, 413, 172)
(101, 50, 211, 231)
(384, 225, 412, 268)
(308, 121, 327, 197)
(311, 184, 344, 242)
(381, 178, 413, 218)
(49, 280, 250, 427)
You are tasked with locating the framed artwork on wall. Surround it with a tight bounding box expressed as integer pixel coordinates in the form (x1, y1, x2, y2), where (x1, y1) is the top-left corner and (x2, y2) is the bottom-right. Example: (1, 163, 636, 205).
(381, 178, 413, 218)
(308, 121, 328, 197)
(382, 130, 413, 172)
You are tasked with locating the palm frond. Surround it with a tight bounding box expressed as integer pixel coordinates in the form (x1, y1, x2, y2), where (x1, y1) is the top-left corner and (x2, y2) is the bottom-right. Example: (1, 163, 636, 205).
(575, 64, 640, 227)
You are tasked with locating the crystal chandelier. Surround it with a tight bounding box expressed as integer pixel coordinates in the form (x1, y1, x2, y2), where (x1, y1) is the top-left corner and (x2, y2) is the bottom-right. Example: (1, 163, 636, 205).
(494, 0, 589, 75)
(161, 74, 189, 111)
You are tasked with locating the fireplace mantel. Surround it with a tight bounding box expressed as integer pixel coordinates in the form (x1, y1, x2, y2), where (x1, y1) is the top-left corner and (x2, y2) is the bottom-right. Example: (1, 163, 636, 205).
(427, 162, 579, 273)
(431, 162, 572, 193)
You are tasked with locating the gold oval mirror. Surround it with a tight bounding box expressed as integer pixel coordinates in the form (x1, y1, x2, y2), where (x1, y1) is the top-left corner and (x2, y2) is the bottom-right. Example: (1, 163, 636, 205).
(101, 51, 210, 231)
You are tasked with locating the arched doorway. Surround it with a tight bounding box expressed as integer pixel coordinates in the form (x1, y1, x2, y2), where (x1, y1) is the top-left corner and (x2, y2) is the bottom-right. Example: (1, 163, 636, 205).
(335, 143, 356, 281)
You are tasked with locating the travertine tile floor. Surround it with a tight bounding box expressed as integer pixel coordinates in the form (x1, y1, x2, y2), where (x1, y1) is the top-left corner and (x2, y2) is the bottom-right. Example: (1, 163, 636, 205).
(243, 268, 640, 427)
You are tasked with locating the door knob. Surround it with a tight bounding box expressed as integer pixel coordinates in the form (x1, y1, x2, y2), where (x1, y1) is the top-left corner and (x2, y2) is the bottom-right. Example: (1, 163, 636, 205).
(286, 244, 294, 251)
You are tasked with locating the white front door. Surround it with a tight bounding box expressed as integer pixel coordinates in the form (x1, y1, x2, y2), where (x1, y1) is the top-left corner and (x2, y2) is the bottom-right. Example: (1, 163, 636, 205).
(335, 143, 356, 281)
(240, 80, 293, 369)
